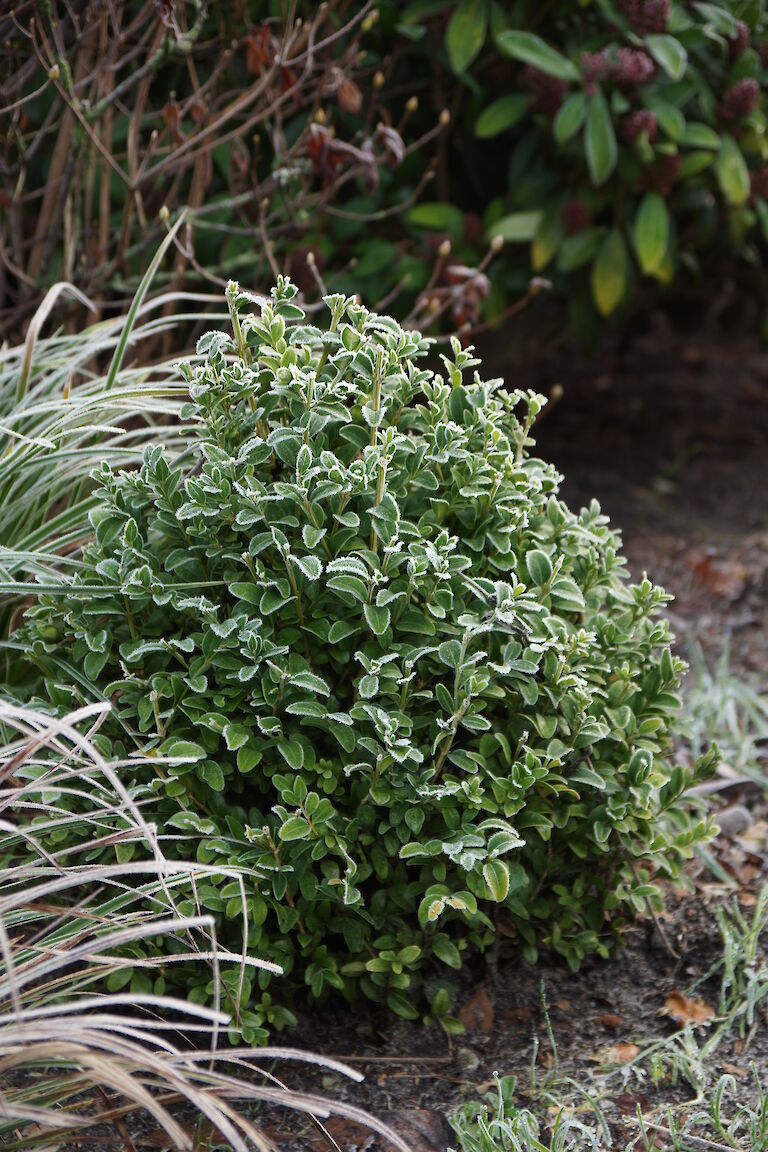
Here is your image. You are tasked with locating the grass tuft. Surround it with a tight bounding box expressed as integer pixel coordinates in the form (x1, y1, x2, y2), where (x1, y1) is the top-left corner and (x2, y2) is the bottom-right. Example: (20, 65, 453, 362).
(0, 698, 408, 1151)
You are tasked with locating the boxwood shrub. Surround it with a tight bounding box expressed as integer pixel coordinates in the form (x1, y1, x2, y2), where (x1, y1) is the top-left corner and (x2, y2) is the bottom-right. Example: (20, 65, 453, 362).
(21, 279, 714, 1040)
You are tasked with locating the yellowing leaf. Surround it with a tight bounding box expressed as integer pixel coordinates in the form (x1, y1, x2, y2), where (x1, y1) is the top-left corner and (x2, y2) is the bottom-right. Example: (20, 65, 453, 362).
(490, 211, 543, 243)
(716, 136, 750, 206)
(531, 212, 564, 271)
(483, 858, 510, 901)
(591, 230, 628, 316)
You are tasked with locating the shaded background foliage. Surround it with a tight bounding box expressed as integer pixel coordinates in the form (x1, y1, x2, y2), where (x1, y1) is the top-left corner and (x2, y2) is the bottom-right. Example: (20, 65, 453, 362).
(4, 0, 768, 347)
(0, 0, 454, 341)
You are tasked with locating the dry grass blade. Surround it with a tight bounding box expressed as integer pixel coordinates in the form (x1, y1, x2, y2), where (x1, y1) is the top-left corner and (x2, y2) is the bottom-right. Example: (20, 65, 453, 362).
(16, 282, 97, 404)
(0, 700, 411, 1152)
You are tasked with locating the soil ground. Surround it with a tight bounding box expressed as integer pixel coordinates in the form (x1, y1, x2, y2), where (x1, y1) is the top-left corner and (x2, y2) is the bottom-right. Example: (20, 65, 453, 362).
(251, 319, 768, 1151)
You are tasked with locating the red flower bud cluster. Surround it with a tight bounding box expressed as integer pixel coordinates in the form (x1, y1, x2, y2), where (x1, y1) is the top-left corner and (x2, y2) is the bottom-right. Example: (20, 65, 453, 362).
(580, 47, 654, 93)
(618, 0, 670, 34)
(560, 200, 592, 234)
(580, 50, 612, 93)
(719, 78, 760, 122)
(642, 153, 681, 197)
(612, 48, 656, 90)
(521, 65, 568, 115)
(750, 164, 768, 201)
(729, 20, 750, 61)
(621, 109, 658, 143)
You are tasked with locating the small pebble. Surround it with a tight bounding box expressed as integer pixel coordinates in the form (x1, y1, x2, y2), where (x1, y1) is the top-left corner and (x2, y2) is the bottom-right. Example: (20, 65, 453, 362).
(716, 804, 753, 839)
(455, 1046, 480, 1073)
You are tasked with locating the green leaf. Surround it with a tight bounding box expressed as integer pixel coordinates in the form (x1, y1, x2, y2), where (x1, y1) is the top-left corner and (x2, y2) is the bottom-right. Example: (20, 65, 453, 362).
(633, 193, 669, 275)
(105, 211, 186, 391)
(644, 96, 684, 141)
(446, 0, 487, 75)
(557, 227, 601, 272)
(550, 574, 587, 611)
(645, 34, 687, 79)
(387, 991, 420, 1019)
(716, 135, 750, 205)
(553, 92, 588, 144)
(680, 121, 720, 149)
(291, 670, 330, 695)
(497, 30, 580, 81)
(159, 739, 206, 762)
(406, 202, 465, 239)
(531, 212, 564, 272)
(278, 740, 304, 770)
(294, 555, 322, 581)
(231, 582, 261, 605)
(489, 211, 543, 243)
(483, 858, 510, 901)
(432, 936, 462, 968)
(223, 723, 250, 751)
(84, 650, 108, 680)
(438, 639, 463, 668)
(755, 198, 768, 243)
(358, 674, 379, 699)
(584, 92, 617, 186)
(678, 151, 715, 180)
(328, 620, 358, 644)
(279, 815, 312, 841)
(591, 230, 628, 317)
(302, 525, 326, 549)
(526, 549, 553, 586)
(474, 94, 528, 138)
(363, 602, 391, 636)
(197, 760, 225, 791)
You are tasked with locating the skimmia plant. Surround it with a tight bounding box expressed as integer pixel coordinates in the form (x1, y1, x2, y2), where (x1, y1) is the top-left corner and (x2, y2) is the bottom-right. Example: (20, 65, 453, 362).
(17, 278, 715, 1037)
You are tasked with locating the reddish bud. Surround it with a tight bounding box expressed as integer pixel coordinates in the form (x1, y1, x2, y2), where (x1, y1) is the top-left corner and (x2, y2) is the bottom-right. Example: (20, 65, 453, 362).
(612, 48, 655, 90)
(560, 200, 592, 234)
(720, 78, 760, 122)
(621, 109, 658, 143)
(729, 20, 750, 61)
(521, 65, 568, 115)
(750, 164, 768, 201)
(618, 0, 670, 35)
(643, 153, 681, 197)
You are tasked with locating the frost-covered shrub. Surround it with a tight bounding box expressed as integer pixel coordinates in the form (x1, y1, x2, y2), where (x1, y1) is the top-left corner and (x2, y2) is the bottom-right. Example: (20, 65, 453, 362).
(22, 279, 713, 1039)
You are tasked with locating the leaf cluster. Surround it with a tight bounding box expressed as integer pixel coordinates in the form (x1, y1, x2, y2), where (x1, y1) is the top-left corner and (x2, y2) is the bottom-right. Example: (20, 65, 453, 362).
(19, 278, 714, 1038)
(394, 0, 768, 331)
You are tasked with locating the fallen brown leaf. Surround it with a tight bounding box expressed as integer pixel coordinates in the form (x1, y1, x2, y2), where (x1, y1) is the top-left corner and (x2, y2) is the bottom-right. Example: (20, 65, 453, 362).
(555, 998, 571, 1012)
(308, 1117, 375, 1151)
(597, 1013, 623, 1031)
(458, 986, 494, 1031)
(660, 992, 715, 1026)
(722, 1062, 748, 1078)
(686, 550, 749, 601)
(384, 1108, 456, 1151)
(612, 1092, 650, 1117)
(589, 1042, 640, 1065)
